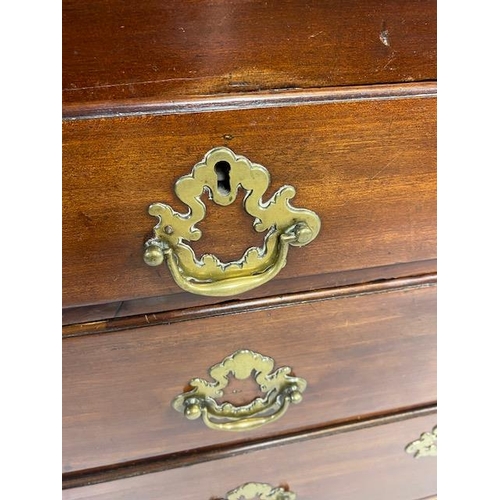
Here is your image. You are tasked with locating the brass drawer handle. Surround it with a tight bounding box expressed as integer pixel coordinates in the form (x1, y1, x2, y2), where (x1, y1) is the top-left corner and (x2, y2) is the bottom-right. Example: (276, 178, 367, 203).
(143, 147, 320, 297)
(405, 426, 437, 458)
(172, 349, 306, 432)
(218, 482, 296, 500)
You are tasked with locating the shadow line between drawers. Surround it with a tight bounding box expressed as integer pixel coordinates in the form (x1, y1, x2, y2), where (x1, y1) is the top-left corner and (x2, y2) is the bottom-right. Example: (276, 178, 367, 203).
(62, 403, 437, 490)
(63, 273, 437, 338)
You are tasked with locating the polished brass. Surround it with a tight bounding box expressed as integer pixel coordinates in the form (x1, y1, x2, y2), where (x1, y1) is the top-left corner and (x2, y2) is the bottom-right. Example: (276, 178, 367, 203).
(222, 482, 296, 500)
(172, 349, 307, 432)
(405, 426, 437, 458)
(143, 147, 321, 297)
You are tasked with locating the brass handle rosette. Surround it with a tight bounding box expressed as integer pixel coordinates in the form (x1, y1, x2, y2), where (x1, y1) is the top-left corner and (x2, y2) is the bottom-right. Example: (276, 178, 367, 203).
(143, 147, 320, 297)
(172, 349, 306, 432)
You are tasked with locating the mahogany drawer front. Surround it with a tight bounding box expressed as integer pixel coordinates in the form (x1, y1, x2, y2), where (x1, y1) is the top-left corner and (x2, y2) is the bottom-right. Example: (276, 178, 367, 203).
(62, 261, 437, 326)
(62, 92, 436, 309)
(62, 410, 437, 500)
(63, 0, 436, 109)
(63, 284, 436, 472)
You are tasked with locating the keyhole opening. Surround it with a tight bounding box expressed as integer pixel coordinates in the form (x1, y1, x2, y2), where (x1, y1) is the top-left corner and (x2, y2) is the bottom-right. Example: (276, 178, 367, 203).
(214, 161, 231, 196)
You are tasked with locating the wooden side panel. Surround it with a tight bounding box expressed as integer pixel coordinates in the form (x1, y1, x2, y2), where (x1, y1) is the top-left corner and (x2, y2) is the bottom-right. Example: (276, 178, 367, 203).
(62, 94, 436, 308)
(62, 285, 436, 472)
(63, 0, 436, 106)
(62, 412, 437, 500)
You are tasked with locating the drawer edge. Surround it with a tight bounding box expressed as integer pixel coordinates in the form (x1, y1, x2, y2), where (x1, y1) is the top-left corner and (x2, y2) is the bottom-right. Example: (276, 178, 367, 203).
(63, 82, 437, 121)
(63, 404, 437, 490)
(63, 273, 436, 337)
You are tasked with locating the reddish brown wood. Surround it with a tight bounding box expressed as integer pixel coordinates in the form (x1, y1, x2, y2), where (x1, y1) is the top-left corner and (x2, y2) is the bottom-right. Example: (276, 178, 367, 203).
(62, 88, 436, 308)
(62, 284, 436, 472)
(62, 273, 436, 337)
(62, 410, 437, 500)
(63, 259, 436, 326)
(62, 0, 436, 108)
(62, 1, 437, 497)
(63, 82, 436, 120)
(62, 405, 436, 488)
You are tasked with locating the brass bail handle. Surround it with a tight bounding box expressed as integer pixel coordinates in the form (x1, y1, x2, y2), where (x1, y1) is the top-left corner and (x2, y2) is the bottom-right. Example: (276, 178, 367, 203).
(143, 147, 321, 297)
(172, 350, 307, 432)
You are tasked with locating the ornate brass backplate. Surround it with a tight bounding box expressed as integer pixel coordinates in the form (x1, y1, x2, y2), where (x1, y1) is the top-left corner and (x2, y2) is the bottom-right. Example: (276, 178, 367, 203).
(143, 147, 321, 297)
(405, 426, 437, 458)
(221, 482, 296, 500)
(172, 349, 307, 432)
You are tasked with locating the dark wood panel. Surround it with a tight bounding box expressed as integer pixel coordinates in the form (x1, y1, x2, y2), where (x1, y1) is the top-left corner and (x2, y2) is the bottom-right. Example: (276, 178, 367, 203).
(62, 0, 436, 107)
(63, 81, 436, 120)
(63, 273, 435, 336)
(63, 406, 436, 488)
(62, 90, 436, 308)
(62, 260, 436, 326)
(62, 411, 437, 500)
(62, 285, 436, 472)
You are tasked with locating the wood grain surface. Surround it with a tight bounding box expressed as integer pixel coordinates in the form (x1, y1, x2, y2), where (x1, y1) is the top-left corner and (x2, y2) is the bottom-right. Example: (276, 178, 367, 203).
(63, 260, 436, 326)
(62, 88, 436, 308)
(62, 284, 436, 472)
(63, 273, 435, 336)
(63, 406, 436, 488)
(62, 0, 436, 107)
(62, 410, 437, 500)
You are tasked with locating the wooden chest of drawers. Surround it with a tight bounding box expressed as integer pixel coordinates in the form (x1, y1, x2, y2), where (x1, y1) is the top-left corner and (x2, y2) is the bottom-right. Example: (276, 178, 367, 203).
(62, 1, 437, 498)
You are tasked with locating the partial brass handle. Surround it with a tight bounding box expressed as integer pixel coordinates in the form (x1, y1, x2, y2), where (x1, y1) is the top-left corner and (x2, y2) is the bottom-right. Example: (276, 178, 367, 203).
(172, 349, 306, 432)
(405, 426, 437, 458)
(143, 147, 320, 297)
(219, 482, 296, 500)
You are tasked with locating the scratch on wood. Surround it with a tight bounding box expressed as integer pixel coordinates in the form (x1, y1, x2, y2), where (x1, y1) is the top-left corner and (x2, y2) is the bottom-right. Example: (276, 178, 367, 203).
(63, 75, 216, 92)
(229, 81, 250, 88)
(369, 163, 390, 181)
(382, 52, 397, 70)
(370, 152, 402, 180)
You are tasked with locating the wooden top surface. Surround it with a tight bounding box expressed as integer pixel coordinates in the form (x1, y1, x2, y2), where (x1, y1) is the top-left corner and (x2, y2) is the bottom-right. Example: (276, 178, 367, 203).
(63, 0, 436, 109)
